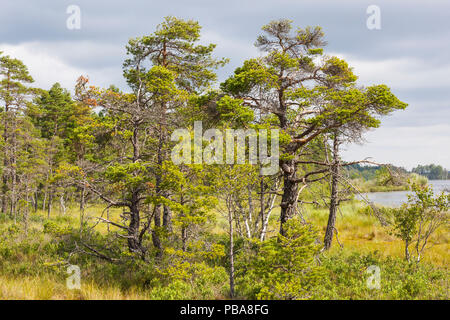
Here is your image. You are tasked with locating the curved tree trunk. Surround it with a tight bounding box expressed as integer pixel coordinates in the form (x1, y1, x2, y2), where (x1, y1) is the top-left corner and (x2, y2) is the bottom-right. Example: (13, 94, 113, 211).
(324, 134, 340, 250)
(324, 164, 339, 249)
(279, 160, 298, 236)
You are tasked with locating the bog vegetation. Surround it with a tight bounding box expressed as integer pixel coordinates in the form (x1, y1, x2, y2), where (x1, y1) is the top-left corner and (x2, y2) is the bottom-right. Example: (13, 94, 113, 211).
(0, 17, 448, 300)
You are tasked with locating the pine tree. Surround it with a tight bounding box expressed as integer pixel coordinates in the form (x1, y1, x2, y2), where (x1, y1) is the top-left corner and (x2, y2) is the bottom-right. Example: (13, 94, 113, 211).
(0, 54, 34, 216)
(221, 19, 407, 235)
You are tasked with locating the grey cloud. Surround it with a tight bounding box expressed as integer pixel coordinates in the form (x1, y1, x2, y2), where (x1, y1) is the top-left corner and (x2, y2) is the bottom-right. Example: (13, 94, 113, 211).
(0, 0, 449, 168)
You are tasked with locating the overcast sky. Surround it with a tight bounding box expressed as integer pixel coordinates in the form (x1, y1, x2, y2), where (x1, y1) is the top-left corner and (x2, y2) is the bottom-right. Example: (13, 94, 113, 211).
(1, 0, 449, 170)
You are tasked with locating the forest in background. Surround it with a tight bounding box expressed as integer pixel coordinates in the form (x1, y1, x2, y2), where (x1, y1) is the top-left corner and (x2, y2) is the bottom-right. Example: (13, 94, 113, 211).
(0, 17, 448, 300)
(411, 164, 449, 180)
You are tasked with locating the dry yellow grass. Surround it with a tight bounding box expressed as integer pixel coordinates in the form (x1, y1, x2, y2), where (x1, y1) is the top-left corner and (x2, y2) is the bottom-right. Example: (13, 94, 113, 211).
(0, 200, 447, 299)
(0, 275, 150, 300)
(307, 202, 450, 267)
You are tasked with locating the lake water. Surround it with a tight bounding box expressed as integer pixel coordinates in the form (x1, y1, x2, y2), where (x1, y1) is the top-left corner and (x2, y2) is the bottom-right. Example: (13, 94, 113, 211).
(357, 180, 450, 207)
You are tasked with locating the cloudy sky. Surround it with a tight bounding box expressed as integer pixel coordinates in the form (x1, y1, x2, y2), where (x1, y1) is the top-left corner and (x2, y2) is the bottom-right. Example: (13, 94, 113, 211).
(1, 0, 449, 170)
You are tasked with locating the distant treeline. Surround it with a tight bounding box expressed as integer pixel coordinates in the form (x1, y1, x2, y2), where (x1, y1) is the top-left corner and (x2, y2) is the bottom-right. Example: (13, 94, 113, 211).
(345, 163, 407, 181)
(346, 163, 449, 180)
(411, 164, 449, 180)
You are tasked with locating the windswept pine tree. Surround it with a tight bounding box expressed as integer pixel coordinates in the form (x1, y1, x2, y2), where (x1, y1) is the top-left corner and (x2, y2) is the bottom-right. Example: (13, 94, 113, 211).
(221, 19, 407, 235)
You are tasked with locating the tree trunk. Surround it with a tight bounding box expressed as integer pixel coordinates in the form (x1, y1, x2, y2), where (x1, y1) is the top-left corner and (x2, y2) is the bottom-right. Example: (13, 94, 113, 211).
(323, 167, 339, 249)
(324, 135, 340, 250)
(260, 191, 277, 241)
(24, 191, 30, 236)
(247, 185, 254, 231)
(181, 226, 187, 252)
(228, 204, 235, 298)
(11, 161, 17, 223)
(128, 192, 145, 259)
(80, 186, 85, 237)
(47, 191, 53, 218)
(79, 186, 86, 212)
(279, 160, 298, 236)
(234, 210, 243, 237)
(152, 124, 168, 254)
(236, 199, 252, 238)
(162, 204, 172, 232)
(1, 94, 10, 216)
(10, 117, 18, 222)
(127, 205, 140, 251)
(33, 190, 38, 212)
(254, 179, 264, 235)
(1, 173, 8, 215)
(60, 192, 66, 215)
(405, 239, 410, 262)
(42, 187, 47, 211)
(152, 204, 163, 257)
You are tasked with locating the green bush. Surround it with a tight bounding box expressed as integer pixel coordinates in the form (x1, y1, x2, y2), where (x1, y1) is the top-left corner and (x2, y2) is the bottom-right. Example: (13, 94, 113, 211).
(319, 250, 449, 299)
(238, 219, 325, 299)
(43, 220, 72, 236)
